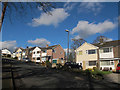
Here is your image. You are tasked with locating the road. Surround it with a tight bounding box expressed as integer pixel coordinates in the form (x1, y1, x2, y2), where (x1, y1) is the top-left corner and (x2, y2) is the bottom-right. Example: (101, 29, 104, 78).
(2, 58, 120, 89)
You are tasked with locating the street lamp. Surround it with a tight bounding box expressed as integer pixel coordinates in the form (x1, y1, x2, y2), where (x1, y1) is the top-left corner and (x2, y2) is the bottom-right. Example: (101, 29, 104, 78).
(65, 29, 69, 62)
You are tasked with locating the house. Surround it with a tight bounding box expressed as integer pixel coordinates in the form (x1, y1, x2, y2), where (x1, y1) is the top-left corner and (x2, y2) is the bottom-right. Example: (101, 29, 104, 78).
(24, 46, 35, 60)
(11, 52, 16, 58)
(93, 40, 120, 71)
(15, 47, 24, 60)
(2, 48, 12, 57)
(45, 44, 65, 64)
(76, 40, 120, 71)
(31, 45, 65, 64)
(76, 42, 99, 70)
(32, 47, 42, 62)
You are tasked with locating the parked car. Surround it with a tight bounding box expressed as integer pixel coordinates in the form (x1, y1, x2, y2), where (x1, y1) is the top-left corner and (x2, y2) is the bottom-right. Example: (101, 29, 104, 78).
(22, 58, 30, 62)
(116, 63, 120, 73)
(64, 62, 81, 69)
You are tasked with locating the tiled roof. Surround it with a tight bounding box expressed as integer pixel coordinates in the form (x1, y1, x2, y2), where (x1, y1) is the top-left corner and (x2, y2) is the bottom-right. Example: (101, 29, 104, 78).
(93, 40, 120, 48)
(41, 45, 60, 49)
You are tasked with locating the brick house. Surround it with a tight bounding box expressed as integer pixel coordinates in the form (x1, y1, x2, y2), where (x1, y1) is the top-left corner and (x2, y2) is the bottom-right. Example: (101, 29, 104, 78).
(31, 44, 65, 64)
(46, 45, 65, 64)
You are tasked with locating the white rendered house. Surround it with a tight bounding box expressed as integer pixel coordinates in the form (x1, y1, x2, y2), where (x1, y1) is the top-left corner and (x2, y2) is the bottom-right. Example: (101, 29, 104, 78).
(2, 48, 11, 57)
(32, 47, 41, 62)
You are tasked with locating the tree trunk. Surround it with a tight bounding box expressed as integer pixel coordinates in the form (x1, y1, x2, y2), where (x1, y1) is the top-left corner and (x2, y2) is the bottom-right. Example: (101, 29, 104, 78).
(97, 49, 100, 70)
(0, 2, 7, 32)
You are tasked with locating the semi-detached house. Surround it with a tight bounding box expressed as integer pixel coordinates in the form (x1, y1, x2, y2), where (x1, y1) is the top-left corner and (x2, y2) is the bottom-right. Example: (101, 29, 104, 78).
(76, 40, 120, 71)
(31, 45, 65, 64)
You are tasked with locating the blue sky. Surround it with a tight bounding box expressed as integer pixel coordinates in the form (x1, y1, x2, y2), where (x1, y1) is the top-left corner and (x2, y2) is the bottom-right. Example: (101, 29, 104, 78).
(1, 2, 119, 51)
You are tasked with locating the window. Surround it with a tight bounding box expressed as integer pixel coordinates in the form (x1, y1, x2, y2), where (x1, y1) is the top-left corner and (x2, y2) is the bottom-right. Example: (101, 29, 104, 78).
(34, 52, 35, 54)
(103, 48, 112, 53)
(53, 60, 57, 63)
(100, 61, 110, 65)
(43, 50, 46, 53)
(19, 51, 22, 53)
(37, 57, 40, 60)
(33, 58, 35, 60)
(37, 51, 40, 53)
(78, 51, 82, 55)
(88, 50, 96, 54)
(89, 61, 96, 66)
(52, 49, 56, 53)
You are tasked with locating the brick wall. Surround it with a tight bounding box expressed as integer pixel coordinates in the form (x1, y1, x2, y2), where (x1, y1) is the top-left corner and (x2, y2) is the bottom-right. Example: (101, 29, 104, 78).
(113, 46, 120, 58)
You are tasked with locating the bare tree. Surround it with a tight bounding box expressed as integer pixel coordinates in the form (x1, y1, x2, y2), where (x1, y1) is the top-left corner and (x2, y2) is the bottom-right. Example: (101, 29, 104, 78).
(93, 35, 111, 44)
(70, 38, 86, 62)
(0, 2, 55, 32)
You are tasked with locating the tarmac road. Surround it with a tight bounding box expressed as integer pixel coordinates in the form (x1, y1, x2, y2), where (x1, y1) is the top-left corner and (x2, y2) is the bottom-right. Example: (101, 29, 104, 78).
(2, 58, 120, 89)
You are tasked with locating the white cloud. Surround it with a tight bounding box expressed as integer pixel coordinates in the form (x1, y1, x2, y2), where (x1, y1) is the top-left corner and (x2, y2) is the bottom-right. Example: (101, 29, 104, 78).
(64, 2, 77, 11)
(0, 41, 17, 52)
(71, 20, 116, 39)
(28, 8, 69, 27)
(27, 38, 50, 47)
(79, 2, 103, 15)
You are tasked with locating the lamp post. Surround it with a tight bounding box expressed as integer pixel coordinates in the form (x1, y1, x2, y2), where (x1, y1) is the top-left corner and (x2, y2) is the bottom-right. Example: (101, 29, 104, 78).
(65, 29, 69, 62)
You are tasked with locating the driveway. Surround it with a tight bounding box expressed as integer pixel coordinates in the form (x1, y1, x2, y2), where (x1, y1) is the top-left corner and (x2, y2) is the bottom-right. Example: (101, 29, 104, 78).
(104, 73, 120, 84)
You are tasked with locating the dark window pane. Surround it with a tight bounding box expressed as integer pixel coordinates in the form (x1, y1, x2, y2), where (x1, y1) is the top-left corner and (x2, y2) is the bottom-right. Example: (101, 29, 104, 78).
(89, 61, 96, 66)
(103, 48, 109, 53)
(88, 50, 96, 54)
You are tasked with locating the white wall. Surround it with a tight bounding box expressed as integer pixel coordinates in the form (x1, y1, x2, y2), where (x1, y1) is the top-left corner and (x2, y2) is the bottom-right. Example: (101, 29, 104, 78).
(42, 53, 47, 57)
(32, 47, 41, 58)
(2, 49, 11, 54)
(76, 42, 98, 63)
(99, 48, 114, 59)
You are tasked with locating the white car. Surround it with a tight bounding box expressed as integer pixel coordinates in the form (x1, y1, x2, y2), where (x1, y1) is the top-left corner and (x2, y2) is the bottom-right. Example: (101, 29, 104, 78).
(23, 58, 30, 62)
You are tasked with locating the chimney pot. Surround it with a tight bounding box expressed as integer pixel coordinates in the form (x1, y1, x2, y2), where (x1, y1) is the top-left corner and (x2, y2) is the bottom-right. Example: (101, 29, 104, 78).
(46, 44, 49, 48)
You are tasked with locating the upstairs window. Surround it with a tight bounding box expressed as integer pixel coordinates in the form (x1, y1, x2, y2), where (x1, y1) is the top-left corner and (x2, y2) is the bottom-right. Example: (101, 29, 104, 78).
(78, 51, 82, 55)
(103, 48, 112, 53)
(88, 50, 96, 54)
(52, 49, 56, 53)
(37, 51, 40, 53)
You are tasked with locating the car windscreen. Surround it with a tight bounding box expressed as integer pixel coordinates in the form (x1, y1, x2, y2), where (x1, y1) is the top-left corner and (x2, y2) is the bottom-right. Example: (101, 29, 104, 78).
(117, 63, 120, 67)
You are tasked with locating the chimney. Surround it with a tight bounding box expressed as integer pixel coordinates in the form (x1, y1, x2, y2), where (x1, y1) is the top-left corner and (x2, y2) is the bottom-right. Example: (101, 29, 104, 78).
(46, 44, 49, 48)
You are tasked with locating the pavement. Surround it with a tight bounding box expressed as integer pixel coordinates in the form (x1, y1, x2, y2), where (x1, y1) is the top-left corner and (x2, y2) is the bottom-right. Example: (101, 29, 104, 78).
(104, 73, 120, 84)
(2, 58, 120, 89)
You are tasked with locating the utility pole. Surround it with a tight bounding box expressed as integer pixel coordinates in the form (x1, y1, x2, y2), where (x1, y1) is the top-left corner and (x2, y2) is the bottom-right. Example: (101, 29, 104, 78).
(65, 29, 69, 62)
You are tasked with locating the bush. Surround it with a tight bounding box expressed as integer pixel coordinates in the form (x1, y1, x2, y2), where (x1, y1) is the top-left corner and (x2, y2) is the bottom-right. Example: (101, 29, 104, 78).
(56, 63, 62, 69)
(46, 60, 52, 68)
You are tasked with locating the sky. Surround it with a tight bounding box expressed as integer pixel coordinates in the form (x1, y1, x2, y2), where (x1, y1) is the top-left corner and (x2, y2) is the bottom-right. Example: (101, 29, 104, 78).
(1, 2, 119, 52)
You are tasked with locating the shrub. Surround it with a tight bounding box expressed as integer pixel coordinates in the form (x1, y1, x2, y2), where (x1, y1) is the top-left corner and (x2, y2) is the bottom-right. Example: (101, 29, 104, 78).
(46, 60, 52, 68)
